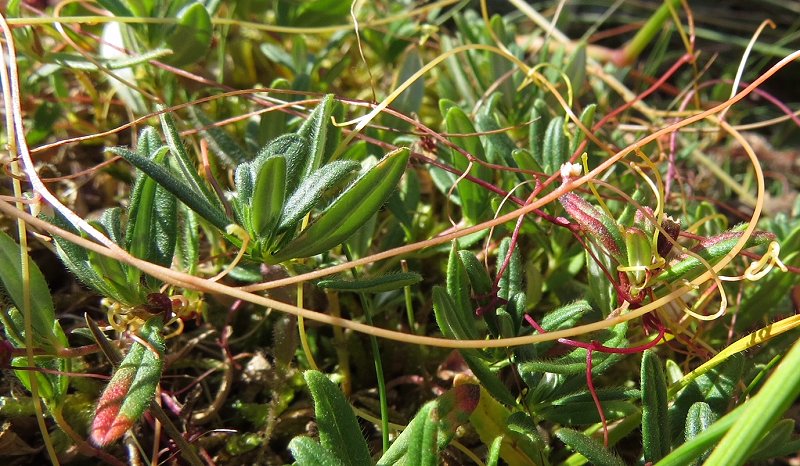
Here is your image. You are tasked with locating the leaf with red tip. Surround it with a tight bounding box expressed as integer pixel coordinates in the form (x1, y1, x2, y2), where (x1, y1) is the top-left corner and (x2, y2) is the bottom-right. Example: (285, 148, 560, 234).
(91, 317, 165, 447)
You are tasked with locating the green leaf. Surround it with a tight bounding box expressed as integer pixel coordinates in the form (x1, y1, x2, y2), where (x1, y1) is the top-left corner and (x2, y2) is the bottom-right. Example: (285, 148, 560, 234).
(159, 107, 227, 220)
(656, 229, 774, 283)
(669, 353, 743, 441)
(190, 106, 248, 166)
(539, 400, 638, 425)
(458, 250, 493, 295)
(270, 148, 409, 262)
(518, 323, 627, 376)
(176, 204, 200, 274)
(564, 42, 588, 100)
(317, 271, 421, 293)
(302, 370, 372, 466)
(47, 215, 119, 300)
(444, 106, 491, 223)
(432, 286, 478, 341)
(110, 146, 230, 231)
(477, 96, 517, 167)
(95, 0, 133, 16)
(296, 94, 335, 181)
(289, 436, 345, 466)
(684, 402, 717, 465)
(406, 403, 437, 466)
(641, 350, 670, 462)
(487, 436, 503, 466)
(163, 2, 213, 66)
(254, 134, 311, 195)
(447, 242, 475, 326)
(660, 403, 744, 466)
(749, 419, 795, 461)
(555, 428, 626, 466)
(278, 160, 360, 232)
(542, 116, 567, 175)
(90, 316, 165, 446)
(461, 350, 516, 406)
(0, 229, 59, 350)
(251, 155, 287, 239)
(529, 99, 548, 170)
(496, 237, 524, 328)
(570, 103, 595, 154)
(126, 144, 177, 271)
(378, 384, 479, 466)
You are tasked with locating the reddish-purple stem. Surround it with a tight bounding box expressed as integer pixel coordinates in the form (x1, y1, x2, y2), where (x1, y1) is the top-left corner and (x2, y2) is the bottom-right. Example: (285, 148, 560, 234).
(523, 313, 667, 446)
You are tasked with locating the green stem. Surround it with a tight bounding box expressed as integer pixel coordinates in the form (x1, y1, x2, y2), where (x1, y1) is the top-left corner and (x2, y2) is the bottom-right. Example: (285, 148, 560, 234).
(620, 0, 682, 65)
(345, 246, 390, 454)
(400, 260, 417, 334)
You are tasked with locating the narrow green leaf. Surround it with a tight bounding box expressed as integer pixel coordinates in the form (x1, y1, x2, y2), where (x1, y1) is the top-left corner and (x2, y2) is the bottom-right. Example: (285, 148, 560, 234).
(641, 350, 670, 462)
(487, 436, 503, 466)
(47, 215, 119, 300)
(51, 49, 173, 71)
(317, 271, 421, 293)
(278, 160, 360, 232)
(542, 116, 567, 174)
(289, 436, 345, 466)
(2, 309, 69, 403)
(497, 237, 524, 328)
(254, 134, 310, 194)
(462, 350, 516, 406)
(477, 99, 517, 166)
(94, 0, 133, 16)
(660, 403, 744, 466)
(406, 403, 437, 466)
(512, 148, 544, 174)
(529, 99, 548, 169)
(176, 204, 200, 274)
(296, 94, 335, 180)
(539, 400, 638, 425)
(670, 353, 744, 438)
(251, 155, 287, 239)
(469, 386, 546, 465)
(270, 148, 409, 262)
(564, 42, 587, 100)
(458, 250, 493, 295)
(656, 229, 774, 283)
(433, 286, 478, 341)
(555, 428, 626, 466)
(518, 323, 627, 376)
(749, 419, 795, 461)
(190, 106, 248, 166)
(0, 229, 58, 350)
(379, 384, 479, 466)
(570, 103, 595, 154)
(447, 241, 475, 325)
(164, 2, 213, 66)
(159, 107, 228, 222)
(126, 145, 177, 270)
(444, 106, 490, 223)
(110, 146, 230, 231)
(303, 371, 372, 466)
(540, 300, 593, 331)
(684, 402, 717, 465)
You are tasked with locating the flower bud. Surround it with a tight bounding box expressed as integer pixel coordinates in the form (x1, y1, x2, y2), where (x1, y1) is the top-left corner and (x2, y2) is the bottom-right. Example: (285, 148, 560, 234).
(559, 191, 627, 263)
